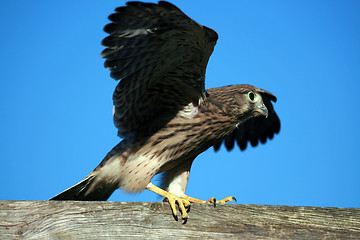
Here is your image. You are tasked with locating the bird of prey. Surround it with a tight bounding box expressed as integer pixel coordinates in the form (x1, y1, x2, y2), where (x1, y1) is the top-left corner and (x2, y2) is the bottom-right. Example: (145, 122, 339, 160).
(51, 1, 280, 223)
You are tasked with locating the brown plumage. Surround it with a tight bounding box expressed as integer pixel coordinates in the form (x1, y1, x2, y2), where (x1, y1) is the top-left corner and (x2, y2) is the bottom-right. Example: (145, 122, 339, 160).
(51, 1, 280, 222)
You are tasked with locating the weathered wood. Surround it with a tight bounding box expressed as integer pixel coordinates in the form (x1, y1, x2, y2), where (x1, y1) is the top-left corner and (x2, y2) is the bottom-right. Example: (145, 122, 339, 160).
(0, 200, 359, 239)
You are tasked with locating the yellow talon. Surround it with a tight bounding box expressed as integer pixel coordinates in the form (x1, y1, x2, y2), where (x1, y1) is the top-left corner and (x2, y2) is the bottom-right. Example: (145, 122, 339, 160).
(147, 183, 190, 222)
(205, 197, 217, 204)
(184, 195, 237, 205)
(216, 196, 237, 204)
(147, 182, 236, 223)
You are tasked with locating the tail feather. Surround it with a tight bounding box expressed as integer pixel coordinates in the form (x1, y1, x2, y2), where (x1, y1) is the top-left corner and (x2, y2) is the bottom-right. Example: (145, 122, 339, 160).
(50, 174, 116, 201)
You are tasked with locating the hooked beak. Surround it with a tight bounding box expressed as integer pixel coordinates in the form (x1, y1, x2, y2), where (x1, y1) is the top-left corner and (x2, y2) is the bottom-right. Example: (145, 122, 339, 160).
(255, 103, 268, 118)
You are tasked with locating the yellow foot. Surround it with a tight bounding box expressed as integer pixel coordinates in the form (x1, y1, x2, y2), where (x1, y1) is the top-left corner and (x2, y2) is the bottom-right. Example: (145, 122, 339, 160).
(184, 195, 237, 207)
(146, 183, 190, 223)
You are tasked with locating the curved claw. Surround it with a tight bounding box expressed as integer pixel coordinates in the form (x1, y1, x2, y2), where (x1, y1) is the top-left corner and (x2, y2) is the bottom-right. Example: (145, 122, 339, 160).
(146, 183, 191, 223)
(186, 204, 191, 213)
(216, 196, 236, 204)
(205, 197, 217, 208)
(177, 198, 190, 220)
(168, 198, 190, 223)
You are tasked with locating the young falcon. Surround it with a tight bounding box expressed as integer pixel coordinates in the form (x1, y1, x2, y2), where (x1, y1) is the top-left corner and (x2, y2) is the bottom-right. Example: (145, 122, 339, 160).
(50, 1, 280, 223)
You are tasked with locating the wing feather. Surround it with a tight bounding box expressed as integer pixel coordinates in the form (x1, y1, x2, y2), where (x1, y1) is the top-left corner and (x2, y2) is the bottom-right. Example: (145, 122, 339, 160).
(101, 1, 218, 137)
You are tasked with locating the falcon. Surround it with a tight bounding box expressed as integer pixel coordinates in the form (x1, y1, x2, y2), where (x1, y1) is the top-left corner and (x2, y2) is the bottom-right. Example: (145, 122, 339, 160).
(51, 1, 280, 223)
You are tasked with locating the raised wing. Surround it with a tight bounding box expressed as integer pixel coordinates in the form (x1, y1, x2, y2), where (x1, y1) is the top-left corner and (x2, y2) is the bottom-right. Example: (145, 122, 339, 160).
(101, 1, 218, 137)
(213, 90, 280, 151)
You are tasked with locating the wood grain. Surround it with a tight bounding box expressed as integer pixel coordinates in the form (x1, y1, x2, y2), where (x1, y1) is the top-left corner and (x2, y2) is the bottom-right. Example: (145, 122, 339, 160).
(0, 200, 359, 239)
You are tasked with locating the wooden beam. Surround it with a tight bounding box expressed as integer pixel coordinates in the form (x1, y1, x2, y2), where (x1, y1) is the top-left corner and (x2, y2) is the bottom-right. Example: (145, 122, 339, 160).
(1, 200, 359, 239)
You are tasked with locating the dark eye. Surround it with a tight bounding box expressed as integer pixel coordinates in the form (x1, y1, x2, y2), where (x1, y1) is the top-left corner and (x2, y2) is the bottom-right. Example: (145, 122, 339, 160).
(248, 91, 256, 102)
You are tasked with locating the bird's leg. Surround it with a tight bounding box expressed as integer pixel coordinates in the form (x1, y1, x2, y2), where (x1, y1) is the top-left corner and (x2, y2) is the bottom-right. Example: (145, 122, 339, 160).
(146, 182, 190, 223)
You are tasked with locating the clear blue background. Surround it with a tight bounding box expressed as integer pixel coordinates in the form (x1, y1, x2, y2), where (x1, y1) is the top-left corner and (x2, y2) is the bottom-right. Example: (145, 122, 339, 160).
(1, 0, 359, 208)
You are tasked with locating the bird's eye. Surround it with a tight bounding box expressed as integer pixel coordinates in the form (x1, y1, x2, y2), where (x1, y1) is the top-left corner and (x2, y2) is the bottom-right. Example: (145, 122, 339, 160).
(248, 91, 256, 102)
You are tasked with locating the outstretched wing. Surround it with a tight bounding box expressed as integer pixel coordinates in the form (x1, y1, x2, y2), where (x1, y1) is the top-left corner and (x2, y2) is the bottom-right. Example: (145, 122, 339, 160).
(213, 90, 280, 151)
(101, 1, 218, 137)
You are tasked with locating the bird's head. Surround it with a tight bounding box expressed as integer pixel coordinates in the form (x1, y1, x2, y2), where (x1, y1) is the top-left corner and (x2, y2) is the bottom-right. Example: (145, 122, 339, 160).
(234, 87, 268, 119)
(206, 84, 277, 124)
(210, 84, 275, 120)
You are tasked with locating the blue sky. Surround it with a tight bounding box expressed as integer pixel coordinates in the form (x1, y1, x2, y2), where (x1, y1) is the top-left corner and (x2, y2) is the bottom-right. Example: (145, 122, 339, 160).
(1, 0, 359, 208)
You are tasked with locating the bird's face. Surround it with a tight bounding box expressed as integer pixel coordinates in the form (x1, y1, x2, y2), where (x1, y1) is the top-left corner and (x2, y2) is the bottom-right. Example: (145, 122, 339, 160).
(234, 90, 268, 120)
